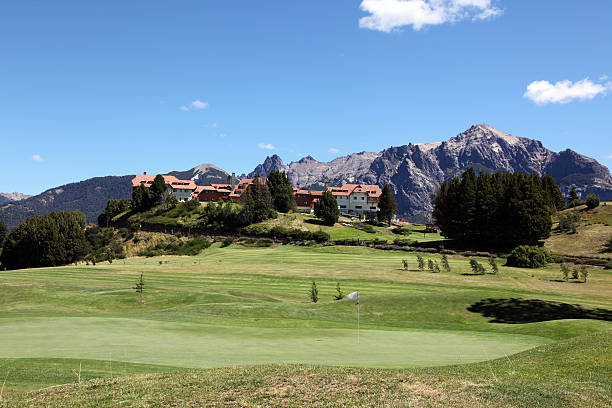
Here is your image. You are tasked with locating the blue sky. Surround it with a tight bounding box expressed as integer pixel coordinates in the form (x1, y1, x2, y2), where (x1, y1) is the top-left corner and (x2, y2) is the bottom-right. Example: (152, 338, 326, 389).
(1, 0, 611, 195)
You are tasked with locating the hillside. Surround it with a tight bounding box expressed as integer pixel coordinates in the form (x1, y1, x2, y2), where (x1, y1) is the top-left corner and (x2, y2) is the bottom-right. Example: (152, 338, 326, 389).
(545, 202, 612, 258)
(0, 176, 134, 230)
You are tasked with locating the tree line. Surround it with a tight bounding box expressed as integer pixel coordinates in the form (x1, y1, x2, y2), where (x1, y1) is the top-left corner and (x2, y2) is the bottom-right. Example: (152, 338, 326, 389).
(433, 168, 565, 249)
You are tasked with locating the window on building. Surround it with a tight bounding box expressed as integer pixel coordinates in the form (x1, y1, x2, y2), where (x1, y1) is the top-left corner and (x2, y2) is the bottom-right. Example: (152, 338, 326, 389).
(355, 206, 362, 209)
(340, 205, 346, 209)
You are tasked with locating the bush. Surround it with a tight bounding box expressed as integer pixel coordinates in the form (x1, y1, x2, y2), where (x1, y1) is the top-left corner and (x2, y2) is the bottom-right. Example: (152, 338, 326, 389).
(416, 254, 425, 270)
(392, 226, 411, 235)
(604, 235, 612, 253)
(604, 262, 612, 270)
(221, 237, 234, 247)
(441, 254, 451, 272)
(505, 245, 553, 268)
(585, 194, 600, 210)
(558, 212, 580, 234)
(469, 259, 486, 275)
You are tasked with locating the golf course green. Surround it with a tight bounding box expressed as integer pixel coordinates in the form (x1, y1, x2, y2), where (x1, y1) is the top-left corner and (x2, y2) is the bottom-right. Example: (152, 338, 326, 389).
(1, 244, 611, 404)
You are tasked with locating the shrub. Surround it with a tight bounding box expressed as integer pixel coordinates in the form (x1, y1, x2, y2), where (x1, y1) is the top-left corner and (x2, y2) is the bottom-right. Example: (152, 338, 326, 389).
(604, 235, 612, 252)
(579, 266, 589, 283)
(334, 282, 343, 301)
(560, 263, 571, 281)
(393, 238, 413, 247)
(488, 256, 499, 274)
(310, 281, 319, 303)
(432, 261, 440, 273)
(505, 245, 553, 268)
(469, 259, 486, 275)
(427, 259, 434, 272)
(402, 259, 408, 270)
(604, 262, 612, 270)
(221, 237, 234, 247)
(391, 226, 411, 235)
(416, 254, 425, 270)
(585, 194, 600, 210)
(441, 254, 451, 272)
(558, 212, 581, 234)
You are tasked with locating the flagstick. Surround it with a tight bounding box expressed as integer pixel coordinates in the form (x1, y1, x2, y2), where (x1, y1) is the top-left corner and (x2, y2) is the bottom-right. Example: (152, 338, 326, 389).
(357, 300, 360, 344)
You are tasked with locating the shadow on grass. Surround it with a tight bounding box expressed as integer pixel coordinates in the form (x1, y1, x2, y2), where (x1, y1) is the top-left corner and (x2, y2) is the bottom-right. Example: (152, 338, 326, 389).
(467, 298, 612, 324)
(304, 219, 326, 226)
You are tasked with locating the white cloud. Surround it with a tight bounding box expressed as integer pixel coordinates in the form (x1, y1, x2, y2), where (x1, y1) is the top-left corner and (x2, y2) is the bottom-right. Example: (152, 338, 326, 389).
(258, 143, 276, 150)
(32, 154, 44, 162)
(358, 0, 502, 32)
(328, 148, 340, 154)
(180, 99, 209, 111)
(524, 78, 611, 105)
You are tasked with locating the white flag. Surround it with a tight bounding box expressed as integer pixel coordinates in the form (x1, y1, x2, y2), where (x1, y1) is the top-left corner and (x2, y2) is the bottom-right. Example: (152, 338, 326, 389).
(346, 291, 358, 300)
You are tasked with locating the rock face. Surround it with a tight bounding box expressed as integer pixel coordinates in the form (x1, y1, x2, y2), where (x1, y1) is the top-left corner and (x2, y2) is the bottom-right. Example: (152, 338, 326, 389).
(249, 124, 612, 221)
(168, 163, 230, 185)
(0, 192, 31, 206)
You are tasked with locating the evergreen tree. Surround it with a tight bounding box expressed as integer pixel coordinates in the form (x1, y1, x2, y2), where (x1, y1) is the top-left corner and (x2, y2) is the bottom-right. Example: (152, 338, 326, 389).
(132, 184, 151, 212)
(98, 198, 132, 227)
(266, 170, 296, 213)
(310, 281, 319, 303)
(585, 194, 600, 210)
(541, 175, 566, 211)
(440, 254, 451, 272)
(0, 220, 7, 250)
(314, 191, 340, 226)
(433, 168, 556, 249)
(1, 211, 89, 270)
(241, 174, 275, 224)
(334, 282, 344, 300)
(416, 254, 425, 270)
(377, 184, 398, 226)
(149, 175, 169, 206)
(567, 187, 584, 208)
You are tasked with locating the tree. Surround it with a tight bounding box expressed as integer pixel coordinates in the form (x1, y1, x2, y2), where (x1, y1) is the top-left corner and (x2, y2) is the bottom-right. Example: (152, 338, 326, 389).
(0, 220, 7, 250)
(567, 187, 584, 208)
(558, 212, 580, 234)
(402, 259, 409, 270)
(541, 175, 566, 211)
(134, 273, 145, 293)
(469, 259, 486, 275)
(314, 191, 339, 226)
(488, 256, 499, 274)
(310, 281, 319, 303)
(432, 261, 440, 273)
(149, 175, 170, 207)
(132, 184, 151, 212)
(441, 254, 450, 272)
(416, 254, 425, 270)
(377, 184, 398, 226)
(334, 282, 344, 300)
(433, 169, 555, 249)
(1, 211, 89, 270)
(240, 174, 276, 224)
(98, 198, 132, 227)
(585, 194, 600, 210)
(267, 171, 296, 213)
(560, 263, 571, 282)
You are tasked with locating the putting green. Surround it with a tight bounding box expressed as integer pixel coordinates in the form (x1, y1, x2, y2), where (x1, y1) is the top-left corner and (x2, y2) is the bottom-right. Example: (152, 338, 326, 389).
(0, 317, 549, 368)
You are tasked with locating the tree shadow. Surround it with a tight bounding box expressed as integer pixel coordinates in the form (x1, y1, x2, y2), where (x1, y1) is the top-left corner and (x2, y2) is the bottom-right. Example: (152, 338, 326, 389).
(304, 219, 326, 226)
(467, 298, 612, 324)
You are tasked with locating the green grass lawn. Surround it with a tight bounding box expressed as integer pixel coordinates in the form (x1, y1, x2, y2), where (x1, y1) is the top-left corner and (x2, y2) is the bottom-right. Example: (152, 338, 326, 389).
(0, 245, 611, 404)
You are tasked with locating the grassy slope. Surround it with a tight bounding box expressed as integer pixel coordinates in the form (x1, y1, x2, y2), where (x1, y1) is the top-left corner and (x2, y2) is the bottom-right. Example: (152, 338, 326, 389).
(546, 202, 612, 257)
(4, 330, 610, 407)
(252, 212, 443, 242)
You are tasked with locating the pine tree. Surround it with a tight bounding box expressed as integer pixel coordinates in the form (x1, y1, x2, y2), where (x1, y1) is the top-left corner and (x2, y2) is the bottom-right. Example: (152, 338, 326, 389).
(334, 282, 344, 300)
(427, 259, 434, 272)
(310, 281, 319, 303)
(541, 175, 566, 211)
(488, 256, 499, 274)
(241, 174, 275, 224)
(0, 220, 7, 250)
(132, 184, 151, 212)
(568, 187, 584, 208)
(149, 175, 169, 206)
(377, 184, 398, 226)
(441, 254, 450, 272)
(314, 191, 340, 226)
(266, 171, 297, 213)
(416, 254, 425, 270)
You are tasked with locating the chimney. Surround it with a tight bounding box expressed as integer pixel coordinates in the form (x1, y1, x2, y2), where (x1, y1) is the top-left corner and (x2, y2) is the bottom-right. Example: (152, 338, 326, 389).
(144, 171, 147, 175)
(231, 173, 235, 188)
(227, 175, 231, 185)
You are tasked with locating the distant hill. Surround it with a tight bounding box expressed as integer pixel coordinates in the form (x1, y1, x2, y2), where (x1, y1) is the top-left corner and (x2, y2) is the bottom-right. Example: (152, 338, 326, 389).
(2, 124, 611, 228)
(0, 176, 134, 230)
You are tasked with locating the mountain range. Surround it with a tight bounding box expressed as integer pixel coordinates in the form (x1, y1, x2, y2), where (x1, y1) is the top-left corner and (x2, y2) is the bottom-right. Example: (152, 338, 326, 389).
(1, 124, 611, 229)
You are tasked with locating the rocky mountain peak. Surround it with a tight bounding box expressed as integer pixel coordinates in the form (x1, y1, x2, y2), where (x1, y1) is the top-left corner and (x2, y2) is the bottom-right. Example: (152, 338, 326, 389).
(249, 154, 288, 178)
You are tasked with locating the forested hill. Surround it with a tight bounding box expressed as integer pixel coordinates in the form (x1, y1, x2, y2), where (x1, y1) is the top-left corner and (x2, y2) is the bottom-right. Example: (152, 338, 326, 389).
(0, 176, 134, 230)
